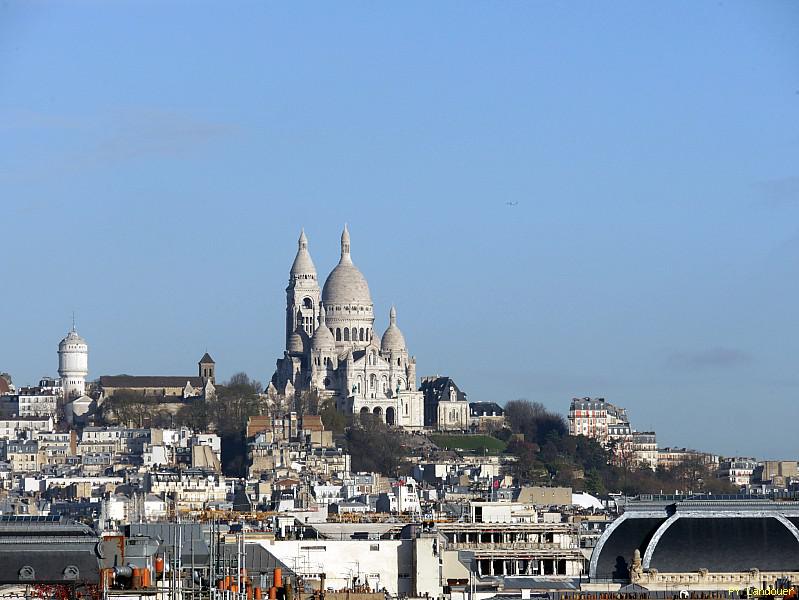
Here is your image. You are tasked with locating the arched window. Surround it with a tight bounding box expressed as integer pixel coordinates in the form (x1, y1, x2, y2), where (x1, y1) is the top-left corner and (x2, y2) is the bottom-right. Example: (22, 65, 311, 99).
(336, 328, 342, 341)
(370, 374, 377, 390)
(359, 328, 364, 341)
(351, 327, 357, 341)
(303, 297, 313, 309)
(344, 328, 350, 341)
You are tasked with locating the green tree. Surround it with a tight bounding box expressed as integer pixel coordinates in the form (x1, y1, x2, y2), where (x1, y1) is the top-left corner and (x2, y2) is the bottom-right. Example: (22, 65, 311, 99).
(506, 439, 549, 484)
(583, 469, 607, 495)
(320, 397, 347, 433)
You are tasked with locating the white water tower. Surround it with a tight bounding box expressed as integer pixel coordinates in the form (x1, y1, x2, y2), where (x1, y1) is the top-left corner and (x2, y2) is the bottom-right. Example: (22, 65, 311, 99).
(58, 324, 88, 400)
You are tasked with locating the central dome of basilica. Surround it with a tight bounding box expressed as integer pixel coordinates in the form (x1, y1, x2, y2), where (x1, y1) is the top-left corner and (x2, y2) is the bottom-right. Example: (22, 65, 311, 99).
(321, 225, 373, 306)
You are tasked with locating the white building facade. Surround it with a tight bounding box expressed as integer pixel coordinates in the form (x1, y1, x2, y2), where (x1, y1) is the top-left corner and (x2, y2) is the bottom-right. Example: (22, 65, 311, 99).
(568, 397, 630, 445)
(17, 386, 60, 418)
(271, 227, 424, 429)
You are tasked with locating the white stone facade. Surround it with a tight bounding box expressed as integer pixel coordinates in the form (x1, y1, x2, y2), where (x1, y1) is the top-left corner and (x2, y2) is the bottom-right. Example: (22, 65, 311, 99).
(272, 227, 424, 429)
(148, 471, 228, 510)
(17, 388, 60, 418)
(568, 397, 630, 445)
(0, 416, 54, 439)
(437, 385, 469, 431)
(252, 538, 442, 597)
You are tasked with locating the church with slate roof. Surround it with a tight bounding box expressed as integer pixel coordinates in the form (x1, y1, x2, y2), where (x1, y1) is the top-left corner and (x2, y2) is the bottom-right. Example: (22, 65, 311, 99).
(270, 226, 424, 430)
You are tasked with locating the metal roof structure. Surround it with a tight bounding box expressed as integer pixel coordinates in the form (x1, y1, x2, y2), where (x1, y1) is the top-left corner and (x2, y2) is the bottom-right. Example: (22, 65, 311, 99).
(589, 499, 799, 580)
(0, 516, 100, 584)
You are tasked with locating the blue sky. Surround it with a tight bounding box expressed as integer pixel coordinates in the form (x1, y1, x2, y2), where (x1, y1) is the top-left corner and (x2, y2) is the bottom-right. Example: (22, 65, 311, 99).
(2, 1, 798, 459)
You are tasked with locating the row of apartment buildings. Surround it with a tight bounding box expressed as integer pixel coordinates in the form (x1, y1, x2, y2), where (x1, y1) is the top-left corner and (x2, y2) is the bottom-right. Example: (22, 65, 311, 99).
(567, 397, 798, 490)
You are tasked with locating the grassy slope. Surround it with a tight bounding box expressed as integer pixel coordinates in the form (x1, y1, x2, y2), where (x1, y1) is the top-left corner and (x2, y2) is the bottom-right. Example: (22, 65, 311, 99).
(429, 434, 507, 454)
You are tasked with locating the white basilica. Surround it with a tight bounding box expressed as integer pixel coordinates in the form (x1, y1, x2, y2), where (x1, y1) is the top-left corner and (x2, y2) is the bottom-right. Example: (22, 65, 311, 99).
(270, 226, 424, 430)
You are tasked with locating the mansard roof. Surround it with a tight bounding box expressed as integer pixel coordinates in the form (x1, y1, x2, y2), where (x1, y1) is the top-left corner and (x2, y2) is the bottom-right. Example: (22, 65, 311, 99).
(0, 516, 100, 583)
(469, 401, 503, 416)
(420, 376, 467, 402)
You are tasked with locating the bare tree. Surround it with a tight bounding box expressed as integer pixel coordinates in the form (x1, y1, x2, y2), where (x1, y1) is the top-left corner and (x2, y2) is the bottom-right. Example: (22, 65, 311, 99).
(295, 389, 321, 416)
(504, 399, 567, 444)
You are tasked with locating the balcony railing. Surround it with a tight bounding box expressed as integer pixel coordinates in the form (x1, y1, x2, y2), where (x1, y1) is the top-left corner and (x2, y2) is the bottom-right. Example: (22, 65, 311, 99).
(446, 541, 574, 551)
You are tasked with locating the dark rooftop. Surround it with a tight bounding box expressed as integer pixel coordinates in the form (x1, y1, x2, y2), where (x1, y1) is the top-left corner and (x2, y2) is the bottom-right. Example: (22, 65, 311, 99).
(100, 375, 203, 388)
(469, 401, 504, 416)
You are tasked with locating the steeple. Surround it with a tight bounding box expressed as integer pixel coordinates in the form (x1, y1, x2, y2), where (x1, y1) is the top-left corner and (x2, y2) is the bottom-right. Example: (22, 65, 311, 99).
(389, 305, 397, 325)
(290, 229, 317, 277)
(339, 224, 352, 265)
(319, 303, 328, 326)
(286, 228, 321, 350)
(199, 352, 216, 384)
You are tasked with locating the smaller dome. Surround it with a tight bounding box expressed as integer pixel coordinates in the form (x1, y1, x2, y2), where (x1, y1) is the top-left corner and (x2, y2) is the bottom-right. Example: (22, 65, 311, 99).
(288, 329, 307, 354)
(311, 305, 336, 351)
(381, 306, 406, 353)
(288, 310, 309, 354)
